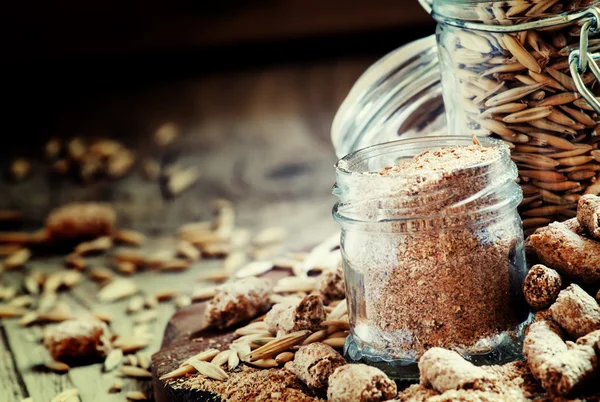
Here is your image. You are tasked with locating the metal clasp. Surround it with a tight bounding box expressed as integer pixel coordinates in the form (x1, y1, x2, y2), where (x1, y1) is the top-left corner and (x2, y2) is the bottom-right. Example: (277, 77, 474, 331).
(569, 7, 600, 114)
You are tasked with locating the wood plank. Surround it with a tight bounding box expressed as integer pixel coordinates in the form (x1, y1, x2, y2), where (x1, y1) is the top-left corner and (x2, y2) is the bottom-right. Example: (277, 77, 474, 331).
(2, 306, 78, 402)
(0, 264, 89, 401)
(1, 261, 148, 401)
(0, 325, 27, 402)
(0, 239, 267, 400)
(1, 257, 165, 401)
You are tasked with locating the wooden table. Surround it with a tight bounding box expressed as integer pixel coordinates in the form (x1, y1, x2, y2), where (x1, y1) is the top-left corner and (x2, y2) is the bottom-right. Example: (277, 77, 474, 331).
(0, 56, 375, 402)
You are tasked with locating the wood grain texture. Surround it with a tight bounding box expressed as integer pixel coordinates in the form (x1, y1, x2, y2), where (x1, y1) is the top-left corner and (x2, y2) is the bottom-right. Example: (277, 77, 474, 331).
(0, 57, 372, 401)
(0, 326, 27, 401)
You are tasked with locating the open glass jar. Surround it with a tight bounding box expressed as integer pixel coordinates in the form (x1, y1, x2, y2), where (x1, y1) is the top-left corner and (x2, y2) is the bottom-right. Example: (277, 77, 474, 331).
(333, 1, 600, 235)
(333, 136, 530, 380)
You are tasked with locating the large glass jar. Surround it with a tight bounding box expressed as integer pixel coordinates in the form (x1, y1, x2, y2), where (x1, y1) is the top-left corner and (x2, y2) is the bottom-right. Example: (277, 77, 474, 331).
(333, 136, 530, 380)
(436, 0, 600, 234)
(333, 1, 600, 235)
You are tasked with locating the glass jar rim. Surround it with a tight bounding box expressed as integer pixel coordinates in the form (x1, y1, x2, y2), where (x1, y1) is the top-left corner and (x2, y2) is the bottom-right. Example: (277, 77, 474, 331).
(333, 136, 522, 230)
(432, 0, 600, 32)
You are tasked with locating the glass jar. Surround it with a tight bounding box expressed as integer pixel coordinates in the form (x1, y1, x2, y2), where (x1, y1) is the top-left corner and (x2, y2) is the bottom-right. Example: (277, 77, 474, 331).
(333, 136, 530, 380)
(332, 1, 600, 235)
(331, 35, 446, 159)
(435, 0, 600, 233)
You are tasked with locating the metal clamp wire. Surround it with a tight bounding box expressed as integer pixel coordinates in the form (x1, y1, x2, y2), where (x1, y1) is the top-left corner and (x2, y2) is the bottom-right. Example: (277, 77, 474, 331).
(587, 6, 600, 33)
(580, 19, 592, 72)
(418, 0, 433, 15)
(569, 50, 600, 114)
(580, 7, 600, 71)
(587, 51, 600, 78)
(569, 7, 600, 115)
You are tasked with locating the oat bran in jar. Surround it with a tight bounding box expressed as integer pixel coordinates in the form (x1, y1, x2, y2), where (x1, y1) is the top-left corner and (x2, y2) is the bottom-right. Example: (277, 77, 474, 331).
(333, 136, 530, 380)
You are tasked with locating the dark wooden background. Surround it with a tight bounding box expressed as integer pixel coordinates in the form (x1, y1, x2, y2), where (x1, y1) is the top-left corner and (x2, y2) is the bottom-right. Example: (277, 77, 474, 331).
(1, 0, 436, 242)
(2, 1, 432, 60)
(1, 58, 377, 248)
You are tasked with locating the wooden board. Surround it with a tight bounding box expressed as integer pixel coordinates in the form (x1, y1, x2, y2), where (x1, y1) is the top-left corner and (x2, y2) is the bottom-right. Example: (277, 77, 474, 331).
(152, 268, 313, 402)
